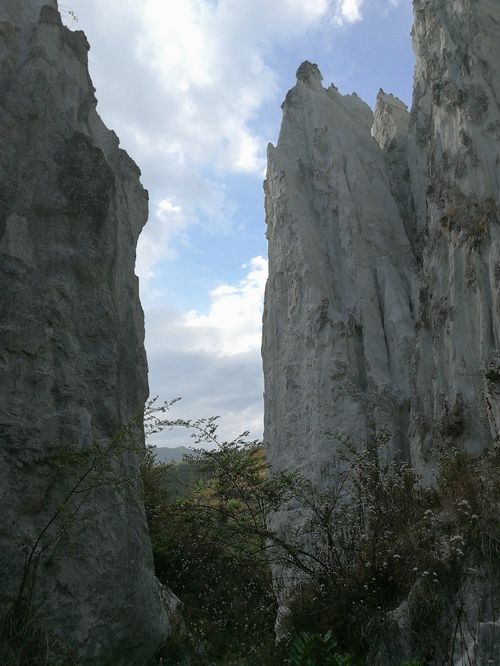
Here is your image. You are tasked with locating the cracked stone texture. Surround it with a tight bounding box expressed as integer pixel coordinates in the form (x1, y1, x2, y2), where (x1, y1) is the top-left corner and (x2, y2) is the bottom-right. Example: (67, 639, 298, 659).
(263, 0, 500, 661)
(263, 63, 417, 487)
(0, 1, 173, 662)
(262, 60, 417, 641)
(408, 0, 500, 472)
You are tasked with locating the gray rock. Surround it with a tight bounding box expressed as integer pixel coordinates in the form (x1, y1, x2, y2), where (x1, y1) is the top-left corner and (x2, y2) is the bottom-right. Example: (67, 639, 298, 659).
(408, 0, 500, 474)
(373, 90, 417, 253)
(263, 0, 500, 658)
(0, 1, 174, 662)
(263, 61, 417, 637)
(375, 570, 500, 666)
(263, 63, 416, 484)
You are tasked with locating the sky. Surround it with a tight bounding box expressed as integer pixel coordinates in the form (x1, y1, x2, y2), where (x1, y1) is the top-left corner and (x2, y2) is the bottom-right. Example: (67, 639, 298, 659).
(63, 0, 415, 447)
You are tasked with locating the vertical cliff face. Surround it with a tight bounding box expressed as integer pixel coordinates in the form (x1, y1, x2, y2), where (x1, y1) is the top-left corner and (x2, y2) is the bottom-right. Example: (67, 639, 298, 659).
(408, 0, 500, 471)
(263, 0, 500, 658)
(0, 1, 172, 662)
(264, 0, 500, 508)
(263, 64, 416, 486)
(372, 89, 417, 253)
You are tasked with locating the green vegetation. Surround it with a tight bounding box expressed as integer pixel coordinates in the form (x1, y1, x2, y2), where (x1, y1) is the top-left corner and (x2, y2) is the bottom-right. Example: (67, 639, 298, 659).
(142, 415, 283, 664)
(4, 397, 497, 664)
(289, 631, 352, 665)
(143, 401, 500, 665)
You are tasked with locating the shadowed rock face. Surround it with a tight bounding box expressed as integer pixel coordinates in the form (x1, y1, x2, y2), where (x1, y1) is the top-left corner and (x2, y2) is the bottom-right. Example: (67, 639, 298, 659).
(0, 1, 173, 662)
(408, 0, 500, 471)
(263, 0, 500, 659)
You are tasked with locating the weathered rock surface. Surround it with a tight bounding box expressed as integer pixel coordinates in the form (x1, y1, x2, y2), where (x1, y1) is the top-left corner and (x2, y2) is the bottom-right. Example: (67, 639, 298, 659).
(263, 60, 418, 639)
(408, 0, 500, 472)
(372, 89, 417, 252)
(0, 1, 173, 662)
(263, 63, 417, 484)
(263, 0, 500, 661)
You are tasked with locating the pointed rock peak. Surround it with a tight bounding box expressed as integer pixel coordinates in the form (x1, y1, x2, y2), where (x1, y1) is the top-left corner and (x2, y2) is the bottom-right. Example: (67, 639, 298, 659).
(296, 61, 323, 89)
(373, 87, 410, 152)
(376, 88, 409, 113)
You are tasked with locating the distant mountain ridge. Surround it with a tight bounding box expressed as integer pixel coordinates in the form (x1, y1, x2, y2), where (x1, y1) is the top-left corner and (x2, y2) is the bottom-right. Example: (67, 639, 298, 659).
(152, 446, 193, 464)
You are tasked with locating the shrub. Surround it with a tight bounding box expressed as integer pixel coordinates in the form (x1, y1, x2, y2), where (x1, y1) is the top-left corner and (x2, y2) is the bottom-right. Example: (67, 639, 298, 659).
(143, 401, 500, 664)
(141, 408, 281, 663)
(289, 630, 352, 665)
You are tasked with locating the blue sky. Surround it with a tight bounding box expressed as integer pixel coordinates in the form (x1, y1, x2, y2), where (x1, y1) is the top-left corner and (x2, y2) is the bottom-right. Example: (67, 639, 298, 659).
(64, 0, 414, 446)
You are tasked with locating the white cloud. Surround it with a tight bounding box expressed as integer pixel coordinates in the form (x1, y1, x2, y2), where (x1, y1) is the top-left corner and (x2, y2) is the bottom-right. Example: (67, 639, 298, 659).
(67, 0, 375, 280)
(136, 173, 234, 285)
(145, 347, 264, 447)
(145, 257, 268, 444)
(99, 0, 336, 176)
(183, 256, 267, 356)
(66, 0, 334, 282)
(137, 199, 185, 272)
(331, 1, 402, 27)
(146, 256, 267, 358)
(333, 0, 364, 25)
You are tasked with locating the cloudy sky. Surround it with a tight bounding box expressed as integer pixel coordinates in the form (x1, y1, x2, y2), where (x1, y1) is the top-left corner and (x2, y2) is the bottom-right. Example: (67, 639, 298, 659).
(63, 0, 414, 447)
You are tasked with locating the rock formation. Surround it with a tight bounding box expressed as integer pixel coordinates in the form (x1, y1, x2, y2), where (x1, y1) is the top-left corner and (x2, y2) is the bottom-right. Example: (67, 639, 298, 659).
(0, 1, 174, 662)
(263, 64, 417, 485)
(408, 0, 500, 470)
(263, 0, 500, 661)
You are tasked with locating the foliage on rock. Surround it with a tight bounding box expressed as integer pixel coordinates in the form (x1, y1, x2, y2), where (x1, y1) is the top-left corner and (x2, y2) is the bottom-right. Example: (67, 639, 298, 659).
(142, 402, 500, 664)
